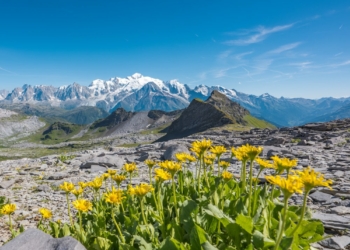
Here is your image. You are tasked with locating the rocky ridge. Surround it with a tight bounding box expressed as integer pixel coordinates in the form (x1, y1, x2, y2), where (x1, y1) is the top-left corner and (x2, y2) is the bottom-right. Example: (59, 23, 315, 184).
(1, 119, 350, 248)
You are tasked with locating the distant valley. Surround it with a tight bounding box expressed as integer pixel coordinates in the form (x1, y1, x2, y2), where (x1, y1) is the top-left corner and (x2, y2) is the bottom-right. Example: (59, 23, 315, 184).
(0, 73, 349, 127)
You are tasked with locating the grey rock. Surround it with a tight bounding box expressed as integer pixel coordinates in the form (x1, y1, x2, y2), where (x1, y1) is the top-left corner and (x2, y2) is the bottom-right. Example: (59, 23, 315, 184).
(0, 228, 86, 250)
(319, 236, 350, 250)
(36, 184, 51, 192)
(313, 212, 350, 230)
(264, 137, 286, 145)
(0, 179, 15, 189)
(80, 155, 124, 169)
(330, 206, 350, 215)
(90, 165, 107, 173)
(136, 152, 149, 162)
(309, 191, 334, 202)
(163, 144, 189, 160)
(45, 173, 69, 180)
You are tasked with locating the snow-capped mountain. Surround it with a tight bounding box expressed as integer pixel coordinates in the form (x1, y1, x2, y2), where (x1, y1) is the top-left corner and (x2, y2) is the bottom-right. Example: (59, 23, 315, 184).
(1, 73, 350, 127)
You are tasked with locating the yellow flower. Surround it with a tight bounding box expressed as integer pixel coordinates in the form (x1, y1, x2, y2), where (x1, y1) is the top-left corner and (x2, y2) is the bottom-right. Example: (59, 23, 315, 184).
(158, 160, 182, 176)
(57, 219, 61, 225)
(39, 208, 52, 219)
(0, 204, 16, 215)
(186, 154, 197, 162)
(222, 171, 233, 181)
(265, 175, 304, 198)
(71, 187, 84, 198)
(104, 187, 124, 205)
(154, 168, 172, 182)
(112, 174, 126, 186)
(295, 167, 333, 192)
(255, 157, 275, 170)
(219, 161, 230, 169)
(59, 182, 75, 193)
(89, 177, 103, 191)
(204, 158, 214, 166)
(102, 173, 110, 180)
(210, 146, 227, 157)
(133, 183, 154, 198)
(127, 185, 135, 195)
(191, 139, 212, 155)
(252, 177, 259, 184)
(204, 153, 216, 161)
(175, 153, 188, 163)
(107, 169, 117, 176)
(272, 156, 298, 174)
(123, 162, 137, 174)
(72, 199, 92, 213)
(78, 182, 89, 189)
(144, 159, 156, 169)
(231, 147, 249, 162)
(241, 144, 263, 162)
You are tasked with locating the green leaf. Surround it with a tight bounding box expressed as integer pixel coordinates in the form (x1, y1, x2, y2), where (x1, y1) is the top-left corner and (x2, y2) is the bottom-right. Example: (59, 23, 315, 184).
(180, 200, 198, 234)
(61, 224, 71, 237)
(133, 235, 153, 250)
(160, 237, 186, 250)
(280, 236, 293, 250)
(252, 230, 275, 249)
(236, 214, 253, 234)
(225, 223, 242, 249)
(202, 241, 219, 250)
(204, 204, 234, 227)
(190, 224, 211, 250)
(94, 237, 112, 250)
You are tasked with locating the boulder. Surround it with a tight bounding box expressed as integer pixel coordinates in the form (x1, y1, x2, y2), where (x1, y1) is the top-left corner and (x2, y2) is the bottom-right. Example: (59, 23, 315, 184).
(319, 236, 350, 250)
(80, 155, 124, 169)
(0, 228, 86, 250)
(163, 144, 189, 161)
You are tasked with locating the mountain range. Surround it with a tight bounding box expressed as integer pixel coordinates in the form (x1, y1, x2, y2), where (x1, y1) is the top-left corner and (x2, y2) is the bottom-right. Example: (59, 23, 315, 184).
(1, 73, 349, 127)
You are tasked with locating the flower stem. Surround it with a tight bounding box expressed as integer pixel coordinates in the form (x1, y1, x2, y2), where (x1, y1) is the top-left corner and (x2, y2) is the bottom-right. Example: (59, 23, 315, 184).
(66, 193, 73, 227)
(172, 177, 179, 223)
(274, 197, 289, 250)
(252, 168, 263, 213)
(8, 215, 12, 232)
(291, 190, 310, 235)
(197, 156, 203, 192)
(248, 160, 254, 216)
(149, 168, 152, 185)
(111, 207, 125, 243)
(241, 160, 247, 190)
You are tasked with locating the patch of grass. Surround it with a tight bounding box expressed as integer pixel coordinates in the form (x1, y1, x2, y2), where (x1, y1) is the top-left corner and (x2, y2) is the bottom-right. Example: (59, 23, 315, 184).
(291, 138, 301, 143)
(243, 115, 276, 129)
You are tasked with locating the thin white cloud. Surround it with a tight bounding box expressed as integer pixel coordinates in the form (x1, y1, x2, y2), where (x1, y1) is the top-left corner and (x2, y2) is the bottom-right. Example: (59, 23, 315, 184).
(339, 25, 343, 29)
(0, 67, 15, 74)
(331, 60, 350, 67)
(217, 50, 232, 60)
(267, 42, 301, 54)
(334, 52, 343, 57)
(290, 61, 312, 70)
(235, 51, 253, 60)
(224, 23, 294, 46)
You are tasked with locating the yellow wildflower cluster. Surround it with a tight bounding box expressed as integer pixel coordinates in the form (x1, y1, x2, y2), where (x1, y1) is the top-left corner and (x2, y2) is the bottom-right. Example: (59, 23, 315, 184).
(154, 168, 172, 182)
(72, 199, 92, 212)
(175, 153, 196, 163)
(0, 204, 16, 215)
(71, 187, 84, 198)
(104, 187, 124, 205)
(59, 182, 75, 193)
(39, 208, 52, 219)
(210, 145, 227, 157)
(219, 161, 230, 169)
(255, 157, 274, 169)
(132, 183, 154, 198)
(89, 177, 103, 191)
(144, 159, 157, 169)
(222, 171, 233, 181)
(112, 174, 126, 186)
(295, 167, 333, 192)
(191, 139, 212, 155)
(107, 169, 117, 176)
(123, 162, 137, 173)
(272, 156, 298, 174)
(265, 175, 304, 198)
(158, 160, 182, 176)
(231, 144, 263, 162)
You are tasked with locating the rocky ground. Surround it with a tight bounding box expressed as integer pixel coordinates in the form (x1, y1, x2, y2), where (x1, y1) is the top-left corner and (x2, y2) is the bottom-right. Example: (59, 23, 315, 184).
(1, 119, 350, 249)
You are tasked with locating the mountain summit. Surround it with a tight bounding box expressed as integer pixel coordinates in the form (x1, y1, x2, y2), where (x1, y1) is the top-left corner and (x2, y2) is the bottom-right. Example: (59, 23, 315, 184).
(1, 73, 350, 127)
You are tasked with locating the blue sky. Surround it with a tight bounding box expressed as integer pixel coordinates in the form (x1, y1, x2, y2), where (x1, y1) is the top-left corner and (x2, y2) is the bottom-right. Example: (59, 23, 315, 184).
(0, 0, 349, 98)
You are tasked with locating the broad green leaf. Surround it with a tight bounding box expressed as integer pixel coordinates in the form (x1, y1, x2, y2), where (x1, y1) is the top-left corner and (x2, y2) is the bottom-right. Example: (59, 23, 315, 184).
(279, 236, 293, 250)
(204, 204, 234, 227)
(236, 214, 253, 234)
(190, 224, 211, 250)
(202, 241, 219, 250)
(180, 200, 198, 234)
(133, 235, 153, 250)
(160, 237, 186, 250)
(225, 223, 242, 249)
(252, 230, 275, 249)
